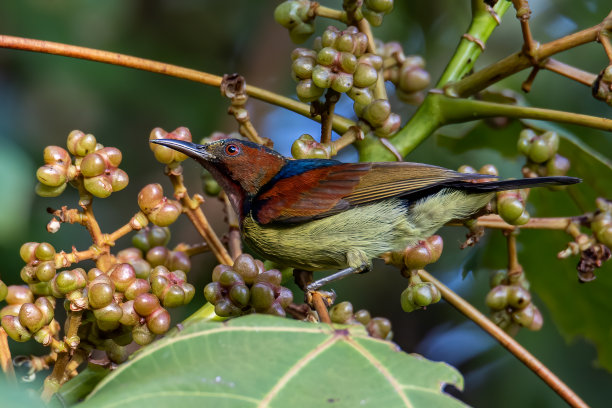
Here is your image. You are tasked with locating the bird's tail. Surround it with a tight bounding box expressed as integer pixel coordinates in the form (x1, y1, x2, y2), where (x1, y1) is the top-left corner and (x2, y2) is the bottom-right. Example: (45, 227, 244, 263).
(452, 176, 581, 193)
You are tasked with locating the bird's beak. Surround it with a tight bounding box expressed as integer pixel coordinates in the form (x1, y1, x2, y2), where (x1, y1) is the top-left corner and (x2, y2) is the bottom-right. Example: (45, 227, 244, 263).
(150, 139, 214, 160)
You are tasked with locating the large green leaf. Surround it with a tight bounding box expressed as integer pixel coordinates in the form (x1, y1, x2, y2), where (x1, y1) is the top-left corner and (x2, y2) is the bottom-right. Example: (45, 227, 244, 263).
(80, 315, 465, 408)
(437, 119, 612, 371)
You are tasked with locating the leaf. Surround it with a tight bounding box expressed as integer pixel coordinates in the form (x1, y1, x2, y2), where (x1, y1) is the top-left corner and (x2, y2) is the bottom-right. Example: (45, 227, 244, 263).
(437, 119, 612, 372)
(80, 315, 466, 408)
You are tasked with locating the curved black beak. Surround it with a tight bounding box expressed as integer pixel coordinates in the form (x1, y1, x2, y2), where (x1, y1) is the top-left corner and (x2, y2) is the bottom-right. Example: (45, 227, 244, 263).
(150, 139, 213, 160)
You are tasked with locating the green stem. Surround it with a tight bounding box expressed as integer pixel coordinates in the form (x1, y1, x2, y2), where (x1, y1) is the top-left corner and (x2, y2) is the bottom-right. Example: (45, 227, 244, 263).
(438, 95, 612, 131)
(359, 0, 511, 161)
(437, 0, 512, 86)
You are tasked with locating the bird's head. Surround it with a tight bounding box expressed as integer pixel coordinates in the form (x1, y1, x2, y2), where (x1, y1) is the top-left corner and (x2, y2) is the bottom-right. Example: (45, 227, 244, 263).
(151, 138, 286, 217)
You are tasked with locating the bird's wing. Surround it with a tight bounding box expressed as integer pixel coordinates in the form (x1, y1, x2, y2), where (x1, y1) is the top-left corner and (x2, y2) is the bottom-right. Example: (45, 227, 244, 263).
(252, 161, 492, 224)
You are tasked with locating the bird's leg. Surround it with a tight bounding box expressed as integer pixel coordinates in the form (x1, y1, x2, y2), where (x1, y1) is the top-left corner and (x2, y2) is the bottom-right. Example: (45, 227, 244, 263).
(305, 264, 369, 292)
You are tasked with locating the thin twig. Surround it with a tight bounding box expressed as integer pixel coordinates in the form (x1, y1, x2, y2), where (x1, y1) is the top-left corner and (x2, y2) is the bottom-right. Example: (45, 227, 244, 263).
(599, 28, 612, 62)
(511, 0, 536, 57)
(312, 4, 347, 22)
(166, 168, 233, 265)
(173, 241, 211, 257)
(82, 204, 104, 246)
(0, 328, 16, 382)
(320, 89, 340, 144)
(543, 58, 597, 86)
(41, 311, 83, 402)
(311, 292, 332, 324)
(449, 13, 612, 97)
(418, 270, 589, 408)
(447, 214, 574, 230)
(221, 192, 242, 260)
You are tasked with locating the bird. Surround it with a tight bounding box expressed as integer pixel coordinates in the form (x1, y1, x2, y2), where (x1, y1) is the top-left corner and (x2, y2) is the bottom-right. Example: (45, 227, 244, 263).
(151, 138, 580, 290)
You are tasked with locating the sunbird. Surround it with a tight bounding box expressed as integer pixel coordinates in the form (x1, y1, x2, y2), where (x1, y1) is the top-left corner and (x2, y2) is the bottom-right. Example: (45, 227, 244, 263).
(152, 138, 579, 289)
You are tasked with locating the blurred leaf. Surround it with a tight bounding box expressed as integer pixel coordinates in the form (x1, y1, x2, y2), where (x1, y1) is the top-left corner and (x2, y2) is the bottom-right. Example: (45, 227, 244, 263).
(438, 119, 612, 372)
(80, 315, 466, 408)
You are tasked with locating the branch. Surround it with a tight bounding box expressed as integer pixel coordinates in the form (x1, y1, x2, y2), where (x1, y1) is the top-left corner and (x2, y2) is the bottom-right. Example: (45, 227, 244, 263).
(0, 35, 354, 136)
(448, 12, 612, 97)
(0, 328, 16, 382)
(418, 270, 588, 408)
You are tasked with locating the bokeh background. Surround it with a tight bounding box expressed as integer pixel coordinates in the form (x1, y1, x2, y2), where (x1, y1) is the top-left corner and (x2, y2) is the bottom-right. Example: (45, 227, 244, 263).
(0, 1, 611, 406)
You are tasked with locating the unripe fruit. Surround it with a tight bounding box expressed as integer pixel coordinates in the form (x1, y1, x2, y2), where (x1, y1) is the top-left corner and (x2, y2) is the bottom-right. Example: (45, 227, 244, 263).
(80, 153, 106, 177)
(36, 262, 56, 282)
(507, 285, 531, 309)
(124, 279, 151, 301)
(88, 283, 115, 309)
(134, 293, 160, 317)
(250, 283, 275, 312)
(93, 302, 123, 323)
(233, 254, 259, 284)
(366, 317, 392, 339)
(36, 182, 67, 197)
(485, 285, 509, 310)
(67, 130, 97, 156)
(119, 301, 140, 326)
(36, 165, 67, 187)
(132, 323, 156, 346)
(6, 286, 34, 305)
(330, 301, 354, 324)
(146, 307, 171, 334)
(204, 282, 224, 304)
(109, 263, 137, 292)
(18, 303, 45, 333)
(1, 315, 32, 342)
(354, 309, 371, 325)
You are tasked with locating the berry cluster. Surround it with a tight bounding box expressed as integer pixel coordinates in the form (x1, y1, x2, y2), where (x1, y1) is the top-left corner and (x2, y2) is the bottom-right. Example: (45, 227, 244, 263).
(35, 130, 128, 198)
(486, 270, 542, 334)
(2, 224, 196, 363)
(1, 286, 58, 344)
(380, 42, 431, 104)
(400, 274, 442, 313)
(329, 301, 392, 340)
(204, 254, 293, 317)
(361, 0, 394, 26)
(148, 127, 192, 165)
(137, 184, 182, 227)
(518, 129, 570, 185)
(273, 0, 314, 44)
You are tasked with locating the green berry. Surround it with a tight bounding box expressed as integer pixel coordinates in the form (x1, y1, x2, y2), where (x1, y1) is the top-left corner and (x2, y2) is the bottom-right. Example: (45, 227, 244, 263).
(312, 65, 333, 89)
(119, 301, 140, 326)
(109, 263, 137, 292)
(134, 293, 160, 317)
(330, 301, 354, 324)
(204, 282, 224, 304)
(255, 269, 282, 286)
(36, 165, 67, 187)
(83, 175, 113, 198)
(366, 317, 392, 339)
(233, 254, 259, 284)
(485, 285, 509, 310)
(354, 309, 371, 325)
(353, 64, 378, 88)
(229, 284, 250, 308)
(20, 242, 38, 263)
(219, 270, 244, 287)
(214, 298, 241, 317)
(6, 285, 34, 305)
(507, 285, 531, 310)
(146, 246, 169, 267)
(138, 184, 164, 213)
(250, 283, 274, 312)
(110, 168, 129, 192)
(161, 285, 186, 308)
(331, 73, 354, 93)
(132, 323, 156, 346)
(93, 302, 123, 323)
(18, 303, 45, 333)
(277, 287, 293, 309)
(34, 297, 54, 326)
(35, 182, 67, 197)
(296, 79, 325, 102)
(148, 226, 171, 247)
(67, 130, 97, 156)
(1, 315, 32, 342)
(88, 283, 114, 309)
(36, 262, 56, 282)
(0, 281, 7, 302)
(167, 251, 191, 273)
(80, 153, 106, 177)
(124, 279, 151, 301)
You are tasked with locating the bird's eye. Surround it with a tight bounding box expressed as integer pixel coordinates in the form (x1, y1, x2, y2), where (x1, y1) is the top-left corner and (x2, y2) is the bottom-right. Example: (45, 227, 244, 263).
(225, 144, 239, 156)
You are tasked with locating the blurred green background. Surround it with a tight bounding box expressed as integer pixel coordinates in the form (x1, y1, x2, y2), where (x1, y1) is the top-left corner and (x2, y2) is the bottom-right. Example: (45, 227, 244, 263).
(0, 1, 611, 407)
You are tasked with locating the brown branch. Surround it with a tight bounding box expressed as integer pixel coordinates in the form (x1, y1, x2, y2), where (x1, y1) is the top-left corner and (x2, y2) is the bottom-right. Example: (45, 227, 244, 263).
(173, 241, 211, 257)
(312, 4, 347, 22)
(167, 168, 233, 265)
(454, 214, 574, 230)
(542, 58, 597, 86)
(41, 311, 82, 402)
(320, 89, 340, 144)
(0, 35, 355, 135)
(82, 204, 104, 246)
(598, 27, 612, 62)
(311, 292, 332, 324)
(0, 328, 16, 382)
(450, 13, 612, 97)
(418, 270, 588, 408)
(511, 0, 536, 57)
(221, 192, 242, 260)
